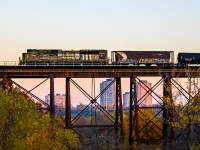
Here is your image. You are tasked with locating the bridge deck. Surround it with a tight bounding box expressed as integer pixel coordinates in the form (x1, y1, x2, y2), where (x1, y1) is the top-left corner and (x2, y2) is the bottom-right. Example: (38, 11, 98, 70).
(0, 65, 200, 78)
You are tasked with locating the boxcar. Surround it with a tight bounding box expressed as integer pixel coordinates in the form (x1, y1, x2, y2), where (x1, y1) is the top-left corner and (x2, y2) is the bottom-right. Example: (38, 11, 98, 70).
(111, 51, 174, 66)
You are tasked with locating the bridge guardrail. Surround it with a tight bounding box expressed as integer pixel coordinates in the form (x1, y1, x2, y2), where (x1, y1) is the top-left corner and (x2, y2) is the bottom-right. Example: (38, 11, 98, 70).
(0, 61, 19, 66)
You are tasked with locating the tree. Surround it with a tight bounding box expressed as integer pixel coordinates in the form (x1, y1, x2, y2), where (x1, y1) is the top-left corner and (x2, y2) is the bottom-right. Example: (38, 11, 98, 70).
(163, 77, 200, 150)
(123, 109, 162, 147)
(163, 95, 200, 150)
(0, 88, 80, 150)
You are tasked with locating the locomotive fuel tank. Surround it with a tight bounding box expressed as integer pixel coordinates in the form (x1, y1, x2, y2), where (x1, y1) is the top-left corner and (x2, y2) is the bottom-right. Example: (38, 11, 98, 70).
(177, 53, 200, 65)
(111, 51, 174, 66)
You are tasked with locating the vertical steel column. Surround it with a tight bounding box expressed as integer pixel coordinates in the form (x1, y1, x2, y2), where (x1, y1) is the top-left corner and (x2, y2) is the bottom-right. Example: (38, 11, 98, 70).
(129, 77, 133, 145)
(129, 77, 138, 145)
(50, 76, 55, 118)
(163, 75, 168, 148)
(163, 74, 174, 148)
(134, 77, 139, 146)
(66, 77, 71, 128)
(188, 76, 192, 147)
(118, 78, 124, 140)
(115, 77, 124, 141)
(115, 77, 119, 147)
(115, 78, 119, 127)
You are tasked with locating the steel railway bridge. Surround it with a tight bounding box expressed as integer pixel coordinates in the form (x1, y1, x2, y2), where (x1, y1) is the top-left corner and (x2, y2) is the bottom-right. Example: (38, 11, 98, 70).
(0, 65, 200, 148)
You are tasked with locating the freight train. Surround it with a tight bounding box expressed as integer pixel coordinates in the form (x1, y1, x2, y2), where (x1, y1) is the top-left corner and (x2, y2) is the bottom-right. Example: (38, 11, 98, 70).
(19, 49, 200, 67)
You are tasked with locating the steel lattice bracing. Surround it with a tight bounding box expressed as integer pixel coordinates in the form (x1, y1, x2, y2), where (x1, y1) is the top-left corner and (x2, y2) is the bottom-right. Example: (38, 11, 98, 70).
(129, 77, 164, 146)
(0, 65, 200, 149)
(64, 78, 124, 146)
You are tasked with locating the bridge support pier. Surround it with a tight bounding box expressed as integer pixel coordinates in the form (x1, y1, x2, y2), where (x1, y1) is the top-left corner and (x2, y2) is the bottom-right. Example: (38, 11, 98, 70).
(65, 77, 71, 128)
(50, 76, 55, 118)
(129, 77, 138, 146)
(115, 77, 124, 143)
(163, 74, 174, 149)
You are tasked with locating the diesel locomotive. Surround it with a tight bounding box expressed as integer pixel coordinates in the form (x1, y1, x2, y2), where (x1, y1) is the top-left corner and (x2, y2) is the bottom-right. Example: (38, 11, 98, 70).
(19, 49, 109, 65)
(19, 49, 200, 66)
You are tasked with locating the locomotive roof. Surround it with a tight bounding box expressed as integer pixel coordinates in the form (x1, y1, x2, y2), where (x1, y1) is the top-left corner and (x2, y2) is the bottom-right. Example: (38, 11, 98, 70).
(27, 49, 62, 51)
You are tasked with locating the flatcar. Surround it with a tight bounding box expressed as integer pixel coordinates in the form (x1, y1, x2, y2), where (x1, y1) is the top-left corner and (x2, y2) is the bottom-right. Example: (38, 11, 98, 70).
(111, 51, 174, 66)
(19, 49, 109, 65)
(177, 52, 200, 66)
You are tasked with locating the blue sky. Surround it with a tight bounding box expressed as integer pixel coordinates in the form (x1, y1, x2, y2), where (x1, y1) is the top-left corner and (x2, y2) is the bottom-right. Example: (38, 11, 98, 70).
(0, 0, 200, 61)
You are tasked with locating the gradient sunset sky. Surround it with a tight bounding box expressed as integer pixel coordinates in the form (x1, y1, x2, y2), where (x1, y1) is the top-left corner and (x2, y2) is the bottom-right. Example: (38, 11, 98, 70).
(0, 0, 200, 61)
(0, 1, 199, 106)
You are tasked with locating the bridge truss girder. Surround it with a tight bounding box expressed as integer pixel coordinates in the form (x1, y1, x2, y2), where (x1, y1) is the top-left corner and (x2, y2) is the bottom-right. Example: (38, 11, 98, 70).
(1, 68, 200, 149)
(65, 77, 124, 146)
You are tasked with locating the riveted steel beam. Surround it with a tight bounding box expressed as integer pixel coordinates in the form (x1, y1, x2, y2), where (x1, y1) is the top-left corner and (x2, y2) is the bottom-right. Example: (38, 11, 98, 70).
(7, 78, 49, 107)
(115, 77, 124, 144)
(129, 76, 138, 145)
(1, 66, 200, 78)
(50, 76, 55, 118)
(66, 77, 71, 128)
(163, 74, 175, 148)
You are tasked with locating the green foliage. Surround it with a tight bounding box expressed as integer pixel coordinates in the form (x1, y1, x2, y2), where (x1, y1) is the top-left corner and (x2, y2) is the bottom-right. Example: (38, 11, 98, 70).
(121, 110, 162, 148)
(0, 89, 80, 150)
(163, 90, 200, 150)
(163, 95, 200, 129)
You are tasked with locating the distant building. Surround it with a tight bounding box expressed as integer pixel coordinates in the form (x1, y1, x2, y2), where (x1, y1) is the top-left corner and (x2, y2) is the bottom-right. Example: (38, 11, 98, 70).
(100, 78, 116, 109)
(122, 80, 152, 108)
(45, 93, 66, 108)
(123, 92, 130, 109)
(137, 80, 152, 106)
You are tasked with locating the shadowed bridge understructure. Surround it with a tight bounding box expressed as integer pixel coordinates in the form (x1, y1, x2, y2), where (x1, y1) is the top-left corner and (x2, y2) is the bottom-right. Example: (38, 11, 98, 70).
(1, 65, 200, 148)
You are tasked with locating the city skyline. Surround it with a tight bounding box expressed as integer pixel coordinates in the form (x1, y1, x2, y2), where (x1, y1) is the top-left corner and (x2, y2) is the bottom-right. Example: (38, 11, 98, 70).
(43, 78, 154, 109)
(17, 77, 190, 107)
